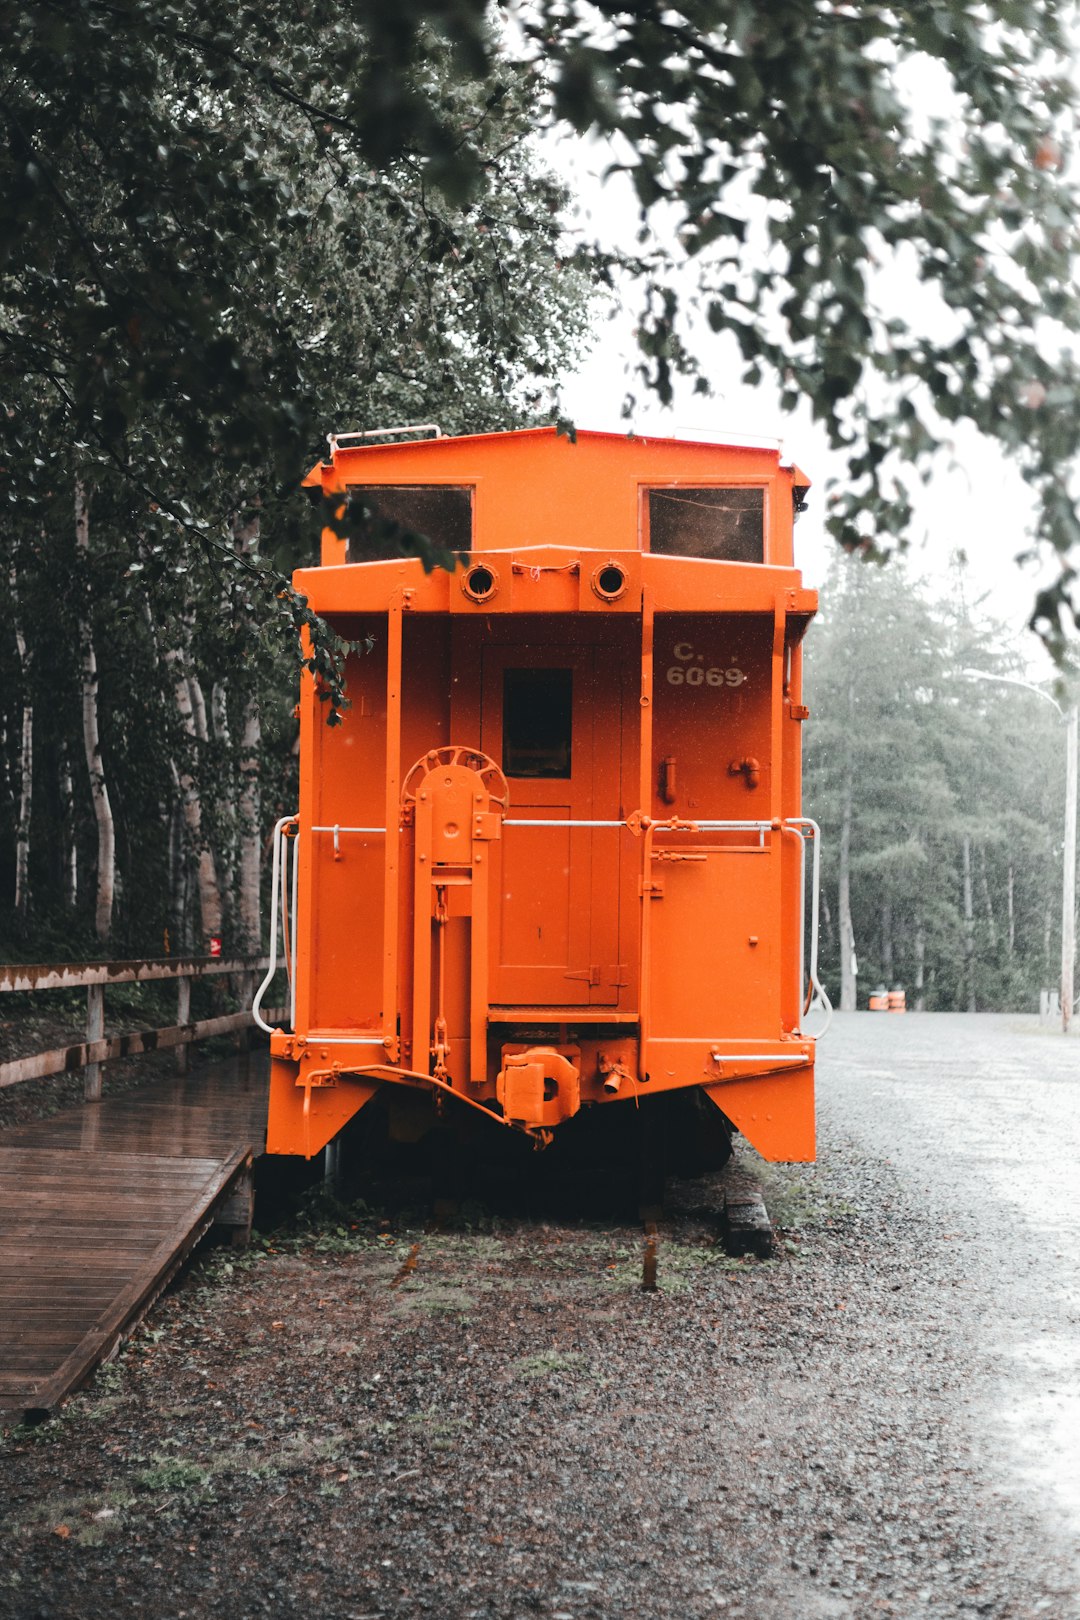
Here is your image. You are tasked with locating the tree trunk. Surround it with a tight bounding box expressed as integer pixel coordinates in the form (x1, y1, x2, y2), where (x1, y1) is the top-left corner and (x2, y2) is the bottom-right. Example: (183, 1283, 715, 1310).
(167, 789, 184, 953)
(962, 833, 976, 1013)
(820, 884, 835, 951)
(838, 771, 856, 1011)
(914, 915, 926, 1012)
(11, 566, 32, 920)
(76, 479, 115, 941)
(60, 747, 77, 910)
(231, 509, 263, 953)
(164, 644, 223, 947)
(881, 897, 893, 984)
(978, 845, 997, 948)
(838, 668, 857, 1012)
(237, 693, 261, 951)
(1006, 863, 1015, 959)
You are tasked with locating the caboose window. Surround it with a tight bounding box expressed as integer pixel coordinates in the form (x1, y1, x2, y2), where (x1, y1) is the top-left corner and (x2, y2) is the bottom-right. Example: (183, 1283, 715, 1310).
(503, 670, 573, 778)
(345, 485, 472, 561)
(647, 487, 765, 563)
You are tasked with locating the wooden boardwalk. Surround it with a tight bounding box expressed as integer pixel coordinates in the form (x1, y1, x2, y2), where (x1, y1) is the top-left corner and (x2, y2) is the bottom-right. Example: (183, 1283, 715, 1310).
(0, 1061, 268, 1417)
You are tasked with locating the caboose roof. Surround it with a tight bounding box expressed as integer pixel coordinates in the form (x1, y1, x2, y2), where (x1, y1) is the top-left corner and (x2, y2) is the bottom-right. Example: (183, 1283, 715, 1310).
(304, 424, 811, 572)
(303, 424, 809, 488)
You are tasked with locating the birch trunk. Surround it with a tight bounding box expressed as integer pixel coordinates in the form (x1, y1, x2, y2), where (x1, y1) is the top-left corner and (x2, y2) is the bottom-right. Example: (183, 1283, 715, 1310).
(881, 897, 893, 985)
(237, 693, 261, 950)
(978, 845, 998, 948)
(165, 648, 224, 946)
(820, 884, 835, 951)
(60, 747, 77, 909)
(76, 479, 115, 940)
(962, 833, 976, 1013)
(838, 775, 856, 1010)
(838, 669, 857, 1012)
(1006, 863, 1015, 959)
(231, 509, 263, 952)
(11, 567, 32, 918)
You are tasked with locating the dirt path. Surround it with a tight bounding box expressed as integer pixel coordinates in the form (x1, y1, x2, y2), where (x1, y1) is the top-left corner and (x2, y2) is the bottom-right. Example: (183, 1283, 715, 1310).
(2, 1014, 1079, 1619)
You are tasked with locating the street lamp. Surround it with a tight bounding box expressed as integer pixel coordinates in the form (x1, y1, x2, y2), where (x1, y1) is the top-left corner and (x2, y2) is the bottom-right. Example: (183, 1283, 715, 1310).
(961, 669, 1078, 1033)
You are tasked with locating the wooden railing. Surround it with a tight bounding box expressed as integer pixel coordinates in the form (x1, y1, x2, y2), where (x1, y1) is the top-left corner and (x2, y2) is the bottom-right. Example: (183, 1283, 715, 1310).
(0, 956, 282, 1098)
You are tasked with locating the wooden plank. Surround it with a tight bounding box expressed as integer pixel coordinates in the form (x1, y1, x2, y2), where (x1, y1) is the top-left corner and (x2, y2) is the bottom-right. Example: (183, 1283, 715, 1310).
(35, 1151, 250, 1409)
(0, 1008, 286, 1090)
(0, 1146, 250, 1411)
(0, 957, 269, 992)
(0, 1061, 269, 1416)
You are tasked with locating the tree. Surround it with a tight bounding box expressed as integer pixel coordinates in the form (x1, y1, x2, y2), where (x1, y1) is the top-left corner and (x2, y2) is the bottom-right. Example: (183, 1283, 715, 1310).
(10, 2, 1080, 679)
(340, 1, 1080, 653)
(9, 4, 1080, 656)
(1, 2, 593, 713)
(0, 14, 595, 951)
(805, 553, 1064, 1011)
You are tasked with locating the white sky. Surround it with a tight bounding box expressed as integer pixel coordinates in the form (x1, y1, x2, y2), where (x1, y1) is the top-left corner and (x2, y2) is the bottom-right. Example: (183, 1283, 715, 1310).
(550, 136, 1060, 679)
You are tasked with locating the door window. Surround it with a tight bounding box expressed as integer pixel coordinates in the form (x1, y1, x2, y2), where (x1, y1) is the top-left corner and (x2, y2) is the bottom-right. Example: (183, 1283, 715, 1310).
(502, 668, 573, 778)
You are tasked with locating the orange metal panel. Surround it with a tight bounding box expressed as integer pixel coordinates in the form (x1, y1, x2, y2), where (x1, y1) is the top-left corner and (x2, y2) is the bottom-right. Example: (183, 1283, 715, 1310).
(266, 1059, 379, 1159)
(705, 1066, 816, 1162)
(646, 846, 778, 1040)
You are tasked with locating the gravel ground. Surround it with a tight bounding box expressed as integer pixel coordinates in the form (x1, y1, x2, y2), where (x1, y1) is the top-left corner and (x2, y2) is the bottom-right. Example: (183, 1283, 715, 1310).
(2, 1012, 1079, 1620)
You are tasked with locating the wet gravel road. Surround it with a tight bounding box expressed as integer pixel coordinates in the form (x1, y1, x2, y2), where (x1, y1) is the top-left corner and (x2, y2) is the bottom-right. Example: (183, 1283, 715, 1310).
(2, 1012, 1079, 1619)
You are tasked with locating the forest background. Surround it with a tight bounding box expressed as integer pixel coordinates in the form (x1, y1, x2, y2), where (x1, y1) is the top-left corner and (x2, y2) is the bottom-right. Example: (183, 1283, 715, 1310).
(4, 1, 1080, 1016)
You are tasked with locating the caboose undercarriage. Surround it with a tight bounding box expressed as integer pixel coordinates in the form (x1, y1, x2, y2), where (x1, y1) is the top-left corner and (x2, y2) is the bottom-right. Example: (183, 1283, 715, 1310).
(254, 429, 829, 1165)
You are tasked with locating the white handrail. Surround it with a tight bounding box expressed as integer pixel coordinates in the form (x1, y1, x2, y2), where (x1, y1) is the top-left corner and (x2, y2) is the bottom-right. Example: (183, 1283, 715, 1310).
(327, 424, 442, 453)
(252, 815, 298, 1034)
(290, 820, 299, 1031)
(788, 816, 833, 1037)
(256, 811, 830, 1042)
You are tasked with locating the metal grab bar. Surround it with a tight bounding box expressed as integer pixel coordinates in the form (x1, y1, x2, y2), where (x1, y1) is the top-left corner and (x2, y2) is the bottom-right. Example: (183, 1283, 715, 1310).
(327, 424, 442, 452)
(252, 814, 298, 1035)
(310, 825, 387, 833)
(503, 819, 626, 828)
(502, 817, 775, 830)
(787, 817, 833, 1038)
(311, 814, 777, 832)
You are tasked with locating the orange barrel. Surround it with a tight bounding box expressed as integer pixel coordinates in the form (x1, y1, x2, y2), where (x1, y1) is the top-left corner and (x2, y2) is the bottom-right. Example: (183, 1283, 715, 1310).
(887, 987, 907, 1013)
(868, 985, 889, 1011)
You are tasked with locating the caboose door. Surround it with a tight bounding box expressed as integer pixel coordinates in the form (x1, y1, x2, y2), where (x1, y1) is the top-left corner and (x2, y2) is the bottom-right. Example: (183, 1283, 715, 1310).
(477, 640, 624, 1008)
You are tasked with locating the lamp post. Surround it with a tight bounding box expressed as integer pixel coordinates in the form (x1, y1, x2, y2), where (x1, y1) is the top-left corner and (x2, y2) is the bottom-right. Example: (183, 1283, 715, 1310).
(961, 670, 1078, 1032)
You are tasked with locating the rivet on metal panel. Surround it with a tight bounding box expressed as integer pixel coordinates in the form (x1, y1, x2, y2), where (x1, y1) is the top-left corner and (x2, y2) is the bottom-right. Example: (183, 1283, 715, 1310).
(748, 936, 759, 947)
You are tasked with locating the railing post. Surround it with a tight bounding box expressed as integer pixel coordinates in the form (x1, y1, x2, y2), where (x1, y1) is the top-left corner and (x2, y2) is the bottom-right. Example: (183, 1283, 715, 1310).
(176, 974, 191, 1073)
(85, 983, 104, 1101)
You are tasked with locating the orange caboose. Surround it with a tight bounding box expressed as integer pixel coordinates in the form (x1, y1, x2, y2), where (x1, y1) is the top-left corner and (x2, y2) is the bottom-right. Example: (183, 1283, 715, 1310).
(255, 425, 828, 1166)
